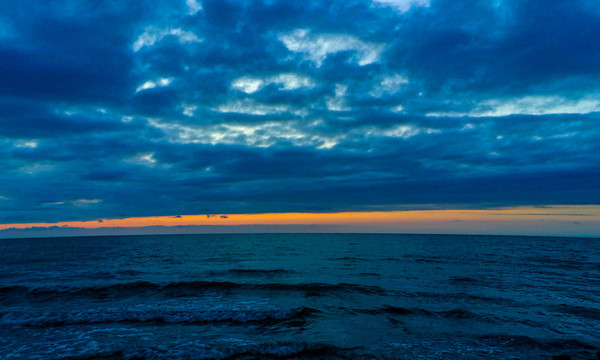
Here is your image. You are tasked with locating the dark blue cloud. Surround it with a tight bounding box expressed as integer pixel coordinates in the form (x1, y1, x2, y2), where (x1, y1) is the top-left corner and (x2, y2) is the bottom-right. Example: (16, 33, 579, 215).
(1, 0, 600, 224)
(0, 12, 134, 103)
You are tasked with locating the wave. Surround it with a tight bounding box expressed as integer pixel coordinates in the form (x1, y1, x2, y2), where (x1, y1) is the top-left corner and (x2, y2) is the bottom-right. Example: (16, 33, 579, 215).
(224, 269, 296, 274)
(356, 272, 381, 277)
(328, 256, 371, 262)
(410, 291, 521, 306)
(524, 255, 592, 271)
(351, 305, 416, 316)
(378, 257, 402, 261)
(49, 336, 600, 360)
(0, 285, 28, 295)
(54, 342, 358, 360)
(401, 254, 444, 263)
(549, 304, 600, 320)
(479, 334, 599, 351)
(446, 276, 490, 286)
(351, 305, 503, 323)
(0, 280, 385, 301)
(0, 306, 318, 327)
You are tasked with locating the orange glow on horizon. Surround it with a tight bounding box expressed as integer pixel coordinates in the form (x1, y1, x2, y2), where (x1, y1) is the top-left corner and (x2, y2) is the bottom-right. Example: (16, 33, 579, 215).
(1, 205, 599, 233)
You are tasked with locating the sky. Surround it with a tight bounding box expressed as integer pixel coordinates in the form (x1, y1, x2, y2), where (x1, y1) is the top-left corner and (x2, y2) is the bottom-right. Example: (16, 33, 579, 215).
(1, 0, 600, 237)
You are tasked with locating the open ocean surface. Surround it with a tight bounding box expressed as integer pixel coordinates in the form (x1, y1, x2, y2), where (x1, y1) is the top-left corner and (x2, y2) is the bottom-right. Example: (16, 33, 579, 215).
(1, 233, 599, 360)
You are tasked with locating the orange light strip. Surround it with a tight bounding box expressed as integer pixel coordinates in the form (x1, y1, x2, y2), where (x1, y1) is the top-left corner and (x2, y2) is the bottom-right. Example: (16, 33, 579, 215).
(1, 205, 599, 231)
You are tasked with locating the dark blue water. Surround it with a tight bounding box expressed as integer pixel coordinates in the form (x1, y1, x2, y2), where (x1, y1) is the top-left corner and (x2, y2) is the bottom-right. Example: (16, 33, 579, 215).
(0, 233, 599, 359)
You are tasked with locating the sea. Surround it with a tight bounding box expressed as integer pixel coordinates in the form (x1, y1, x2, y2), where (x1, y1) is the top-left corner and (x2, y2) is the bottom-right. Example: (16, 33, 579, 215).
(0, 233, 599, 360)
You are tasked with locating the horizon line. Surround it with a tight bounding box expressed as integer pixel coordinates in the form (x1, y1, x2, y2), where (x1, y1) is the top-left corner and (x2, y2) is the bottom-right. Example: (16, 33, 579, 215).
(1, 205, 600, 238)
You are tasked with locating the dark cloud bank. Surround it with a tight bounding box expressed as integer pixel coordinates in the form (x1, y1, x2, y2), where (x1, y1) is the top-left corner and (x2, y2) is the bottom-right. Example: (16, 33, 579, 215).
(1, 0, 600, 224)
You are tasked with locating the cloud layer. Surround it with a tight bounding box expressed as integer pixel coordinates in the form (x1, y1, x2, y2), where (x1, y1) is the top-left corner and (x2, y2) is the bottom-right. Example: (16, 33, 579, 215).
(1, 0, 600, 224)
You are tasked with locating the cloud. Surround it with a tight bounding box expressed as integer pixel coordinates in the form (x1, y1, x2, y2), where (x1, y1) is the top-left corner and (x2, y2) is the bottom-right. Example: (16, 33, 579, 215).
(135, 77, 173, 93)
(231, 73, 315, 94)
(126, 152, 164, 167)
(1, 0, 600, 228)
(71, 199, 102, 206)
(231, 77, 264, 94)
(18, 163, 56, 175)
(46, 199, 102, 206)
(13, 139, 38, 148)
(215, 99, 305, 116)
(278, 29, 385, 67)
(371, 0, 430, 13)
(377, 124, 440, 138)
(369, 74, 410, 97)
(326, 84, 351, 111)
(147, 118, 336, 148)
(133, 27, 202, 51)
(186, 0, 203, 15)
(428, 96, 600, 117)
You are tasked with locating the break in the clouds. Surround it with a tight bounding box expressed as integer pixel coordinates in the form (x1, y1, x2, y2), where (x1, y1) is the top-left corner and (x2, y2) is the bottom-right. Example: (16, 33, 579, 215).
(1, 0, 600, 224)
